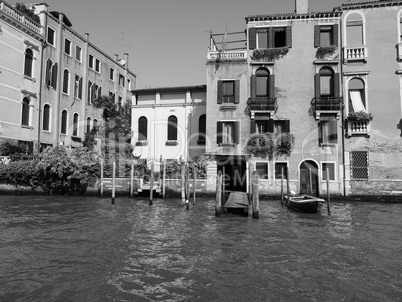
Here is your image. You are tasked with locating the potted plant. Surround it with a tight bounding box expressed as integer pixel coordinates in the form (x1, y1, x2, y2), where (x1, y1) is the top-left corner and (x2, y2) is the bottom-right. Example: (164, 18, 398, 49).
(245, 133, 274, 158)
(315, 46, 337, 60)
(252, 47, 289, 61)
(274, 132, 295, 158)
(347, 111, 373, 122)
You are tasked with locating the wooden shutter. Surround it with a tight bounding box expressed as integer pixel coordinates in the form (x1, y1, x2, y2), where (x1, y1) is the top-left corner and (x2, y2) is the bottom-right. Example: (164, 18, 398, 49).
(234, 80, 240, 104)
(314, 25, 321, 48)
(267, 119, 274, 133)
(217, 122, 223, 144)
(268, 74, 275, 98)
(318, 121, 323, 145)
(333, 73, 340, 98)
(51, 63, 58, 89)
(234, 121, 240, 144)
(314, 74, 321, 98)
(98, 87, 102, 99)
(250, 119, 256, 134)
(249, 28, 257, 50)
(217, 80, 223, 104)
(332, 24, 339, 47)
(78, 77, 83, 99)
(45, 60, 51, 85)
(250, 75, 256, 98)
(284, 120, 290, 133)
(268, 27, 274, 48)
(286, 26, 292, 48)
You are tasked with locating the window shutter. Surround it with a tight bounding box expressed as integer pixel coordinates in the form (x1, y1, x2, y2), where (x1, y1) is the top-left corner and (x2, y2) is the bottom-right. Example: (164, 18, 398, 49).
(91, 84, 96, 101)
(268, 74, 275, 98)
(251, 75, 256, 98)
(234, 80, 240, 104)
(286, 26, 292, 48)
(332, 24, 339, 47)
(98, 87, 102, 99)
(217, 80, 223, 104)
(267, 119, 274, 133)
(249, 28, 257, 50)
(314, 74, 321, 98)
(51, 63, 58, 89)
(250, 119, 256, 134)
(234, 121, 240, 144)
(318, 121, 323, 145)
(268, 27, 274, 48)
(217, 122, 223, 144)
(78, 77, 83, 99)
(333, 73, 340, 98)
(284, 120, 290, 133)
(314, 25, 320, 48)
(45, 60, 51, 85)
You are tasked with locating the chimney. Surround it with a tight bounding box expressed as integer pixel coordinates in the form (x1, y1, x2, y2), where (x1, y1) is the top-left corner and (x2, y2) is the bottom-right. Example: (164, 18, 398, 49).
(295, 0, 308, 14)
(124, 53, 129, 68)
(114, 54, 118, 61)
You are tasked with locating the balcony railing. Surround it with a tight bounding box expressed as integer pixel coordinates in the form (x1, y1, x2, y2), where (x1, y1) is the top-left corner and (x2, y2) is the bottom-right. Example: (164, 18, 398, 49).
(311, 97, 343, 111)
(347, 120, 370, 136)
(207, 50, 247, 60)
(343, 47, 367, 62)
(0, 2, 43, 34)
(246, 97, 278, 113)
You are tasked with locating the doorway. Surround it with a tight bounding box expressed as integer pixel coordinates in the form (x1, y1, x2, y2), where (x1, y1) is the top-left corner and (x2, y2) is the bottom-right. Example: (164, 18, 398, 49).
(217, 156, 247, 192)
(299, 160, 319, 196)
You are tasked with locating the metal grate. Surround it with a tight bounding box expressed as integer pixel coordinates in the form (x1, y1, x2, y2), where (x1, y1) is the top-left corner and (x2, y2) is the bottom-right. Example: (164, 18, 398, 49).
(255, 162, 268, 179)
(350, 151, 369, 180)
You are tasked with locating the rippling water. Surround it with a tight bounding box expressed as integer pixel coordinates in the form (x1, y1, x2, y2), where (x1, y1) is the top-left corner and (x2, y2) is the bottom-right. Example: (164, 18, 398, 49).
(0, 195, 401, 302)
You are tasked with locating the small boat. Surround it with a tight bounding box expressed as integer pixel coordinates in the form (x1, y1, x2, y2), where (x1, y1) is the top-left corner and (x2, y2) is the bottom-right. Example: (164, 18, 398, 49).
(284, 195, 325, 213)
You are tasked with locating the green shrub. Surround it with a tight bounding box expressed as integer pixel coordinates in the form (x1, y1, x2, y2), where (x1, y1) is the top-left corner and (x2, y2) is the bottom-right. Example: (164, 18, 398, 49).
(0, 160, 40, 189)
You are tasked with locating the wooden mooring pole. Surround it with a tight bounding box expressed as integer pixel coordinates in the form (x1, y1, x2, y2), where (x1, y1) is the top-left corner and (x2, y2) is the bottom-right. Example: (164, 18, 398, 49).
(130, 162, 134, 198)
(100, 160, 104, 197)
(111, 161, 116, 205)
(193, 166, 196, 205)
(286, 168, 290, 207)
(185, 162, 190, 211)
(326, 168, 331, 214)
(281, 167, 284, 206)
(215, 170, 223, 217)
(181, 160, 185, 204)
(149, 160, 154, 206)
(162, 159, 166, 199)
(222, 166, 226, 204)
(252, 171, 260, 219)
(309, 168, 313, 196)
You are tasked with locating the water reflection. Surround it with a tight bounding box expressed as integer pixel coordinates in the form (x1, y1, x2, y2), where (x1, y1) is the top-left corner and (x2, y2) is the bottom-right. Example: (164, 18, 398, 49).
(0, 196, 402, 301)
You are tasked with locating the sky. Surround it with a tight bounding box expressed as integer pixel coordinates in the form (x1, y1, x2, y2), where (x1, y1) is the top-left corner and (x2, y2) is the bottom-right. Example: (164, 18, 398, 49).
(32, 0, 361, 89)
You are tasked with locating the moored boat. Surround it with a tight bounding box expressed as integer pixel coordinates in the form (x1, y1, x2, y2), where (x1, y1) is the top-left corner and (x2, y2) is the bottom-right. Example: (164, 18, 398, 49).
(284, 195, 325, 213)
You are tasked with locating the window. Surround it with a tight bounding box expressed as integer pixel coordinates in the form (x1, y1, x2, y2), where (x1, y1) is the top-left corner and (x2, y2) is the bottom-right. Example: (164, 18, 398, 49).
(43, 104, 50, 131)
(256, 162, 268, 179)
(24, 49, 33, 77)
(74, 74, 83, 99)
(346, 13, 364, 46)
(21, 97, 30, 126)
(61, 110, 68, 134)
(249, 26, 292, 49)
(45, 59, 57, 89)
(273, 120, 289, 135)
(275, 162, 288, 180)
(217, 80, 239, 104)
(109, 68, 114, 81)
(256, 68, 269, 97)
(217, 121, 239, 145)
(315, 67, 340, 101)
(322, 163, 335, 181)
(47, 27, 55, 46)
(89, 54, 94, 69)
(86, 117, 91, 133)
(314, 25, 338, 48)
(119, 74, 125, 87)
(109, 91, 115, 101)
(127, 79, 131, 90)
(348, 78, 366, 113)
(138, 116, 148, 141)
(252, 119, 288, 134)
(350, 150, 369, 180)
(62, 69, 70, 94)
(199, 114, 206, 141)
(95, 59, 100, 72)
(64, 38, 71, 55)
(118, 96, 122, 105)
(93, 119, 98, 130)
(167, 115, 178, 141)
(250, 68, 275, 101)
(319, 115, 338, 146)
(87, 81, 92, 103)
(75, 45, 82, 62)
(72, 113, 79, 136)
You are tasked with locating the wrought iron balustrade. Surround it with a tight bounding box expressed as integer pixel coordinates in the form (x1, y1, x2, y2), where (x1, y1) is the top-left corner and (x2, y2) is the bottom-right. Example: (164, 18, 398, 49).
(312, 97, 343, 111)
(246, 97, 278, 112)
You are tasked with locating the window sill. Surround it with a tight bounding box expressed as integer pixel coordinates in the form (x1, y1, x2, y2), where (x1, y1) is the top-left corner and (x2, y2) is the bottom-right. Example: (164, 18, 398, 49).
(219, 105, 237, 111)
(320, 143, 337, 148)
(219, 143, 236, 147)
(136, 140, 148, 146)
(42, 130, 51, 133)
(71, 136, 82, 143)
(24, 75, 36, 82)
(197, 139, 206, 145)
(165, 140, 178, 146)
(21, 125, 33, 130)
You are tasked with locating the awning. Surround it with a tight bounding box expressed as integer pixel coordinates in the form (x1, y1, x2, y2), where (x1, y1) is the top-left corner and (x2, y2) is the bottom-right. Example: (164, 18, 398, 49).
(350, 91, 366, 112)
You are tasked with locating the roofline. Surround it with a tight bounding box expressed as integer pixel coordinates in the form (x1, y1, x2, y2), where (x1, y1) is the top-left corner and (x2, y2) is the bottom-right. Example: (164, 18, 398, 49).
(333, 0, 402, 11)
(246, 11, 342, 23)
(132, 85, 207, 95)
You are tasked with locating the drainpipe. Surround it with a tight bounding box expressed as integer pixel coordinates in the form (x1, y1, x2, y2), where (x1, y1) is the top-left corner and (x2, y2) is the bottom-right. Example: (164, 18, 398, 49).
(37, 38, 45, 153)
(54, 13, 64, 145)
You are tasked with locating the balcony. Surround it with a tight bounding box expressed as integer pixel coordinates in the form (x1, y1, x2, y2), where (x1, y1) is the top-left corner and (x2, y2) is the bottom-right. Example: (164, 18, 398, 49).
(207, 31, 247, 62)
(246, 97, 277, 116)
(347, 120, 370, 137)
(343, 47, 367, 63)
(0, 2, 43, 35)
(207, 50, 247, 61)
(311, 97, 343, 119)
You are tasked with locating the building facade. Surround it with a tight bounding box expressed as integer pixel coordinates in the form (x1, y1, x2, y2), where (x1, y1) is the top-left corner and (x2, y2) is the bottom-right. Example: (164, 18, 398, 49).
(0, 1, 136, 153)
(131, 86, 207, 163)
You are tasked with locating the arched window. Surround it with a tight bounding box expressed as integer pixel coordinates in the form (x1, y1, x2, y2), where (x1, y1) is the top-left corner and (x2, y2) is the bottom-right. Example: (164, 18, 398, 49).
(61, 110, 68, 134)
(256, 68, 270, 97)
(167, 115, 178, 141)
(45, 59, 57, 89)
(93, 119, 98, 130)
(43, 104, 50, 131)
(63, 69, 70, 94)
(86, 117, 91, 133)
(199, 114, 206, 136)
(348, 78, 366, 112)
(138, 116, 148, 141)
(73, 113, 79, 136)
(318, 67, 335, 97)
(24, 49, 33, 77)
(346, 12, 364, 46)
(21, 97, 30, 126)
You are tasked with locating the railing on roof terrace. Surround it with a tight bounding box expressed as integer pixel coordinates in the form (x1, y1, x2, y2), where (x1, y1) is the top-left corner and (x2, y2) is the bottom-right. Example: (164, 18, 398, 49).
(0, 2, 42, 34)
(207, 50, 247, 60)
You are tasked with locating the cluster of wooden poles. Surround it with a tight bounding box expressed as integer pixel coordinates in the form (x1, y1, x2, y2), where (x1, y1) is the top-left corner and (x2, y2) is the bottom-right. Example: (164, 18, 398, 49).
(99, 160, 197, 209)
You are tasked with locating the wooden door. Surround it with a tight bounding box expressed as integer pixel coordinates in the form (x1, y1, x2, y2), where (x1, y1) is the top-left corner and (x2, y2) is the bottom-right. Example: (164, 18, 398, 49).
(299, 161, 319, 196)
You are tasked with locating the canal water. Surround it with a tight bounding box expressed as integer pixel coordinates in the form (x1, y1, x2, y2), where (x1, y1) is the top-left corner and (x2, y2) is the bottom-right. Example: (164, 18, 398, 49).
(0, 196, 401, 302)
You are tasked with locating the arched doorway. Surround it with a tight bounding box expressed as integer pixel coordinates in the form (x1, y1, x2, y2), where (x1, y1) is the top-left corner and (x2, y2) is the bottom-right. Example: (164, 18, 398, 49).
(299, 160, 319, 196)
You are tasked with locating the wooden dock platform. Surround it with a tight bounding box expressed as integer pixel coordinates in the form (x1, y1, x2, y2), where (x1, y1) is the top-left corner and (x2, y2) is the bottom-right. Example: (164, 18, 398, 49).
(223, 192, 249, 216)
